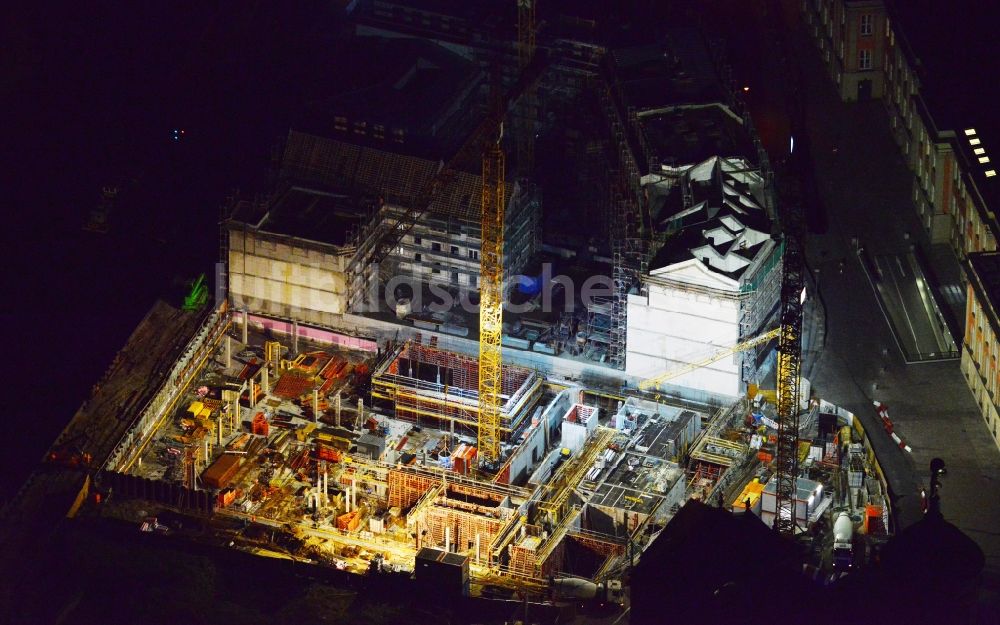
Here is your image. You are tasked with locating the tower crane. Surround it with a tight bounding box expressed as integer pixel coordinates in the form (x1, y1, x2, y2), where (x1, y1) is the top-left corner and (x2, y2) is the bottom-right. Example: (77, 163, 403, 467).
(479, 2, 541, 466)
(773, 232, 805, 536)
(637, 328, 780, 392)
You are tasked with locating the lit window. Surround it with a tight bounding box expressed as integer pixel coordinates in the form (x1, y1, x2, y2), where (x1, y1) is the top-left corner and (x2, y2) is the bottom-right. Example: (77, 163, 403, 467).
(986, 170, 997, 178)
(980, 156, 991, 164)
(971, 138, 982, 146)
(965, 128, 977, 136)
(975, 148, 986, 155)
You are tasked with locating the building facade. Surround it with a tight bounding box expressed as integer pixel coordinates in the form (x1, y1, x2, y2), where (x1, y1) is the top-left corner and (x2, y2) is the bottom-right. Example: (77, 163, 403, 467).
(801, 0, 886, 101)
(228, 130, 541, 324)
(962, 253, 1000, 450)
(626, 157, 779, 399)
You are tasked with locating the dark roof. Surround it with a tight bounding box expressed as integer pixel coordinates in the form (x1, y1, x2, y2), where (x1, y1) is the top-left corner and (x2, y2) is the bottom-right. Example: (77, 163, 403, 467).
(609, 28, 727, 111)
(278, 130, 508, 221)
(296, 36, 483, 159)
(249, 186, 364, 247)
(887, 0, 1000, 211)
(638, 105, 756, 167)
(631, 500, 812, 625)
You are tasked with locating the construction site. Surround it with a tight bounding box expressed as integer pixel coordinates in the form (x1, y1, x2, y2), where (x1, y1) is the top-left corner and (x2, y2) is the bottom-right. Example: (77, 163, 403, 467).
(3, 2, 907, 622)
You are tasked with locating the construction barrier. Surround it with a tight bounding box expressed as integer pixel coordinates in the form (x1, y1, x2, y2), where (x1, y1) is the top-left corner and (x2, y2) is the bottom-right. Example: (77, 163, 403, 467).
(101, 470, 215, 515)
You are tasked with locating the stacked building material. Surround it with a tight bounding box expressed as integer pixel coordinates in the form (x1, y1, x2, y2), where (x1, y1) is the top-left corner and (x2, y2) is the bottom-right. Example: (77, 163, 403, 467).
(202, 454, 241, 489)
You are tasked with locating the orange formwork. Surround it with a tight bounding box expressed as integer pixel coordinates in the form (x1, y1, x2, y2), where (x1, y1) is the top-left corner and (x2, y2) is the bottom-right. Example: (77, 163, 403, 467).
(387, 469, 439, 510)
(272, 370, 316, 399)
(425, 505, 504, 563)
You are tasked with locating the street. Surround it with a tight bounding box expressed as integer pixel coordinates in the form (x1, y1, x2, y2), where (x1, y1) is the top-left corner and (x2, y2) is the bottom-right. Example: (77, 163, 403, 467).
(709, 0, 1000, 619)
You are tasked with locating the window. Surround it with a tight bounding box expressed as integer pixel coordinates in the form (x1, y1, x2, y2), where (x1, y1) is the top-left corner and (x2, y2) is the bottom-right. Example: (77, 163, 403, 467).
(450, 245, 459, 255)
(431, 242, 441, 252)
(414, 236, 422, 245)
(469, 249, 479, 260)
(414, 253, 422, 263)
(451, 272, 459, 284)
(860, 14, 873, 36)
(859, 49, 872, 70)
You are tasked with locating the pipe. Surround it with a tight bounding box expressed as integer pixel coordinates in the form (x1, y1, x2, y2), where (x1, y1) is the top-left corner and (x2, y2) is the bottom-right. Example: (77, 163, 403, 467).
(313, 390, 319, 423)
(218, 416, 223, 445)
(292, 320, 299, 354)
(242, 309, 248, 344)
(335, 392, 341, 427)
(225, 335, 232, 369)
(262, 367, 269, 394)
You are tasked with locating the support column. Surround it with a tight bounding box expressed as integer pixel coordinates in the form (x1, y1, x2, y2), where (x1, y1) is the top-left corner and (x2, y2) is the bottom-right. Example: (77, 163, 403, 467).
(357, 398, 364, 428)
(292, 320, 299, 355)
(225, 335, 232, 369)
(218, 416, 223, 446)
(335, 392, 342, 427)
(242, 309, 248, 344)
(261, 367, 269, 394)
(313, 389, 319, 423)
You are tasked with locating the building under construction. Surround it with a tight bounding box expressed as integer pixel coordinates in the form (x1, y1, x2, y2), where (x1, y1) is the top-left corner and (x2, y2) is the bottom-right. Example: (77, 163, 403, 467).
(2, 4, 907, 622)
(371, 340, 543, 442)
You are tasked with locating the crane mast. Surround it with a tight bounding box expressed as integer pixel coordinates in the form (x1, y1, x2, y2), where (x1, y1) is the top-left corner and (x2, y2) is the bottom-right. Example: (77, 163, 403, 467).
(773, 230, 805, 536)
(478, 107, 505, 465)
(478, 2, 539, 467)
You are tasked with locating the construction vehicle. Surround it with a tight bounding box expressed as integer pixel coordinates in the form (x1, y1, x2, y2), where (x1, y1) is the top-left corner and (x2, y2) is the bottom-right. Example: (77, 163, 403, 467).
(46, 447, 93, 470)
(46, 431, 93, 470)
(551, 577, 625, 608)
(637, 328, 780, 392)
(832, 511, 854, 569)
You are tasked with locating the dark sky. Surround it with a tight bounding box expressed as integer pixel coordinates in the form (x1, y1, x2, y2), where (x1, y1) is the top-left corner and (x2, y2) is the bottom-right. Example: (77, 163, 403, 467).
(2, 1, 340, 500)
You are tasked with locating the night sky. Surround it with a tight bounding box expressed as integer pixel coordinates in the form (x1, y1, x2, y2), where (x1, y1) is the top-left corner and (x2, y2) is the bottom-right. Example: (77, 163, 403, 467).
(3, 1, 339, 499)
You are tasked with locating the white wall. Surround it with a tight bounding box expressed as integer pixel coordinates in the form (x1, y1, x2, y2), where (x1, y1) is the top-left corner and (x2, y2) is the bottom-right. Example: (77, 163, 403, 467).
(626, 281, 742, 397)
(229, 230, 351, 319)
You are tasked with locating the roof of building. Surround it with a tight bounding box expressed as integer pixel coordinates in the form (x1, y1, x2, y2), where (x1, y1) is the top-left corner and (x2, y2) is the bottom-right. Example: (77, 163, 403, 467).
(278, 130, 515, 221)
(646, 156, 774, 281)
(608, 28, 728, 111)
(630, 500, 811, 625)
(296, 36, 483, 159)
(247, 186, 364, 247)
(965, 252, 1000, 340)
(887, 0, 1000, 211)
(637, 104, 756, 167)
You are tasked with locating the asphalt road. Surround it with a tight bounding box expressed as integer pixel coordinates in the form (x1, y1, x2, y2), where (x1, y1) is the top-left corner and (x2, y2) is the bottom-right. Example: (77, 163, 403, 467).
(709, 1, 1000, 620)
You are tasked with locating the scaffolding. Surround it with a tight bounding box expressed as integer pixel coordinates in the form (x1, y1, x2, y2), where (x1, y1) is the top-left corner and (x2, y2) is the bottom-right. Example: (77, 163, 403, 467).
(595, 76, 647, 371)
(739, 240, 785, 381)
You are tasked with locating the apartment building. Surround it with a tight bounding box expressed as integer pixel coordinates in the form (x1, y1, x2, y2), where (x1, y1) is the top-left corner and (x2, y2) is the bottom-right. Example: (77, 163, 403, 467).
(801, 0, 886, 101)
(962, 253, 1000, 450)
